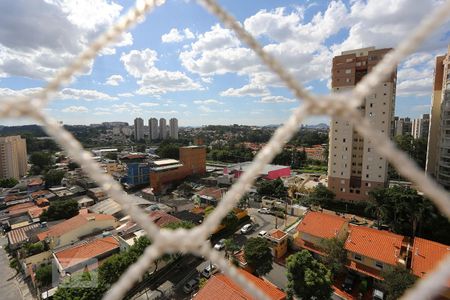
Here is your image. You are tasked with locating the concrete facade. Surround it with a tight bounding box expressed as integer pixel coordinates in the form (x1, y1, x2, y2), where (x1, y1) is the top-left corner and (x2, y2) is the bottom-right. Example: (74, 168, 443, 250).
(0, 135, 28, 180)
(411, 114, 430, 140)
(133, 117, 144, 141)
(328, 47, 396, 201)
(149, 118, 159, 140)
(159, 118, 167, 140)
(169, 118, 178, 139)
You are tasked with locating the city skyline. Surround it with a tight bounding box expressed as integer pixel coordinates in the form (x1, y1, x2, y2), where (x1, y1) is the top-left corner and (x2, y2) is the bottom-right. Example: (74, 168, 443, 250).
(0, 1, 449, 126)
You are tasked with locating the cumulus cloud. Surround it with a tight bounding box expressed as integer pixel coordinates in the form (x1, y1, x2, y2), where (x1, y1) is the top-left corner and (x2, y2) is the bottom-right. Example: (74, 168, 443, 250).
(105, 74, 124, 86)
(220, 84, 270, 97)
(193, 99, 222, 105)
(59, 88, 118, 101)
(258, 95, 296, 103)
(62, 106, 88, 113)
(121, 48, 203, 96)
(118, 92, 134, 97)
(161, 28, 195, 43)
(0, 0, 130, 79)
(139, 102, 160, 107)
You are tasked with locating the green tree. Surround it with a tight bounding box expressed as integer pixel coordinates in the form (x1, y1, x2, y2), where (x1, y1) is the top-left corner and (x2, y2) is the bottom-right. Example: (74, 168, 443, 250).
(257, 179, 287, 199)
(30, 152, 53, 171)
(163, 220, 195, 230)
(381, 266, 416, 300)
(286, 250, 332, 300)
(244, 237, 273, 276)
(35, 264, 53, 287)
(40, 199, 79, 221)
(104, 152, 118, 161)
(67, 161, 79, 171)
(224, 238, 240, 258)
(156, 143, 179, 159)
(204, 206, 215, 217)
(221, 211, 238, 229)
(23, 241, 46, 256)
(321, 236, 347, 274)
(305, 184, 335, 207)
(44, 169, 65, 187)
(54, 271, 105, 300)
(0, 177, 18, 188)
(366, 188, 390, 227)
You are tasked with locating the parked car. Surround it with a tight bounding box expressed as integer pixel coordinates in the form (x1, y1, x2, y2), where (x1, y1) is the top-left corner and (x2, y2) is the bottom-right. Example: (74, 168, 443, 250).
(342, 273, 356, 292)
(258, 208, 270, 214)
(258, 230, 267, 237)
(214, 239, 226, 250)
(183, 278, 199, 294)
(373, 288, 385, 300)
(201, 264, 218, 278)
(240, 224, 253, 234)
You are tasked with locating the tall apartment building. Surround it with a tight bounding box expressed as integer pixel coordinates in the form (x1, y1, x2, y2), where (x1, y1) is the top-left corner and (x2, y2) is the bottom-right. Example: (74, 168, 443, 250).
(169, 118, 179, 140)
(328, 47, 397, 202)
(0, 136, 28, 180)
(394, 117, 412, 136)
(149, 118, 158, 140)
(411, 114, 430, 140)
(426, 45, 450, 189)
(159, 118, 167, 140)
(133, 117, 144, 141)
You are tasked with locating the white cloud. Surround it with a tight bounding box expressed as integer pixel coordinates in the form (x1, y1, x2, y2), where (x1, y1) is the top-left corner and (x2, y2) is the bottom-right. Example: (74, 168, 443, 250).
(179, 104, 188, 108)
(198, 105, 215, 113)
(0, 0, 130, 80)
(111, 102, 142, 113)
(105, 74, 124, 86)
(121, 48, 203, 96)
(193, 99, 222, 105)
(59, 88, 118, 101)
(258, 95, 296, 103)
(118, 92, 134, 97)
(93, 111, 112, 115)
(161, 28, 195, 43)
(139, 102, 160, 107)
(62, 106, 88, 113)
(0, 87, 43, 98)
(220, 84, 270, 97)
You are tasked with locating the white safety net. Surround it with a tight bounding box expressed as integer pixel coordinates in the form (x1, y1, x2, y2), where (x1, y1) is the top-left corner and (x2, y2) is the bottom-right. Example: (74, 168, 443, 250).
(1, 0, 450, 299)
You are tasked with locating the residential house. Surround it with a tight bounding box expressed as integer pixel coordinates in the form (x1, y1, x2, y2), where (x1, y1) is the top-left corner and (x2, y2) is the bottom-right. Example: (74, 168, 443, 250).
(53, 236, 120, 276)
(37, 212, 119, 249)
(293, 211, 348, 256)
(265, 229, 288, 259)
(194, 269, 286, 300)
(87, 187, 108, 202)
(344, 225, 407, 280)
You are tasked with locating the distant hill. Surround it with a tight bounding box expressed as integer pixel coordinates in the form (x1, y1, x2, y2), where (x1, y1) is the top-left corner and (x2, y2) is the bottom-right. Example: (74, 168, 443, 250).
(0, 125, 47, 136)
(302, 123, 329, 130)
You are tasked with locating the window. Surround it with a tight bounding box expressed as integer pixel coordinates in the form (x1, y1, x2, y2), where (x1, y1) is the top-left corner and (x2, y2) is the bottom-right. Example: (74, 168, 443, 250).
(375, 261, 383, 269)
(368, 148, 371, 152)
(345, 69, 351, 74)
(343, 138, 346, 142)
(346, 58, 353, 63)
(354, 254, 362, 261)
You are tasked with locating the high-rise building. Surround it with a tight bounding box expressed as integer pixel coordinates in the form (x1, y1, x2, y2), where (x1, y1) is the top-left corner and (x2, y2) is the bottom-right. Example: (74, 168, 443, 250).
(159, 118, 167, 140)
(0, 135, 28, 180)
(149, 118, 159, 140)
(394, 117, 412, 136)
(169, 118, 179, 140)
(426, 45, 450, 189)
(411, 114, 430, 140)
(328, 47, 397, 202)
(134, 117, 144, 141)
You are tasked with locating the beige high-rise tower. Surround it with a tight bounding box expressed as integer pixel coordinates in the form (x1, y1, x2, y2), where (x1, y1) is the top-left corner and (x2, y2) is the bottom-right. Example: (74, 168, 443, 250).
(328, 47, 397, 202)
(426, 45, 450, 189)
(0, 135, 28, 180)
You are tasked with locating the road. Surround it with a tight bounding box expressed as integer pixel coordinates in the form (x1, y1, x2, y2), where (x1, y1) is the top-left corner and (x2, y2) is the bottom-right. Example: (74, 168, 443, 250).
(0, 236, 23, 300)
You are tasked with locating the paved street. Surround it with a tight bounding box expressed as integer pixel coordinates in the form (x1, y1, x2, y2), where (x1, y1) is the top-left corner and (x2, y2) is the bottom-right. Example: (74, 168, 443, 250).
(0, 236, 23, 300)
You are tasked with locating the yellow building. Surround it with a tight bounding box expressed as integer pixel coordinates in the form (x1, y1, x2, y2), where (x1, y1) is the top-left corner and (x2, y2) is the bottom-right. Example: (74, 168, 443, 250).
(266, 229, 288, 259)
(37, 211, 119, 249)
(0, 135, 27, 179)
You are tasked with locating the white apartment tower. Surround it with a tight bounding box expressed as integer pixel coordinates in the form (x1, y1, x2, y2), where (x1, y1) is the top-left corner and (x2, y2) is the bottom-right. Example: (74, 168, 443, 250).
(411, 114, 430, 140)
(328, 47, 397, 202)
(169, 118, 179, 140)
(159, 118, 167, 140)
(133, 117, 144, 141)
(0, 136, 28, 180)
(149, 118, 159, 140)
(426, 45, 450, 189)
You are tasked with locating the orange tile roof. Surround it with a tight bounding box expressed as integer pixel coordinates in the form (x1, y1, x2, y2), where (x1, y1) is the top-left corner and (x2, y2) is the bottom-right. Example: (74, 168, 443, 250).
(8, 202, 37, 215)
(197, 187, 226, 200)
(148, 210, 180, 227)
(28, 178, 43, 186)
(28, 206, 47, 218)
(38, 213, 116, 240)
(54, 236, 119, 269)
(296, 211, 347, 239)
(269, 229, 287, 240)
(345, 225, 404, 265)
(194, 269, 285, 300)
(36, 198, 49, 206)
(411, 238, 450, 279)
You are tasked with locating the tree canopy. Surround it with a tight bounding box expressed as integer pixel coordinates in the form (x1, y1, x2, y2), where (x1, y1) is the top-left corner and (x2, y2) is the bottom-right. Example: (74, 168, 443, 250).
(304, 184, 335, 207)
(257, 178, 287, 199)
(44, 169, 65, 187)
(286, 250, 333, 300)
(156, 142, 180, 159)
(29, 152, 53, 175)
(244, 237, 273, 276)
(381, 266, 416, 300)
(0, 177, 18, 188)
(40, 199, 79, 221)
(35, 264, 53, 287)
(321, 236, 347, 275)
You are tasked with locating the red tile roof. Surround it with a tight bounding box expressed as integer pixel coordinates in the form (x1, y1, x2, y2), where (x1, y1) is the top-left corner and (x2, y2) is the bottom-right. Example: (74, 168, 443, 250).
(296, 211, 347, 239)
(28, 206, 47, 218)
(7, 223, 41, 246)
(197, 187, 226, 200)
(31, 190, 51, 199)
(411, 238, 450, 280)
(8, 202, 37, 216)
(345, 225, 404, 265)
(28, 178, 43, 186)
(148, 210, 180, 227)
(268, 229, 287, 240)
(194, 269, 285, 300)
(54, 236, 119, 269)
(38, 213, 116, 240)
(36, 198, 49, 207)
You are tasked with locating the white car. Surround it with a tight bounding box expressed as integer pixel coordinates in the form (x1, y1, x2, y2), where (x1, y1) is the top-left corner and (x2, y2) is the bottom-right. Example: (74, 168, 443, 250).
(240, 224, 253, 234)
(201, 264, 218, 278)
(258, 230, 267, 237)
(258, 208, 270, 214)
(214, 239, 226, 250)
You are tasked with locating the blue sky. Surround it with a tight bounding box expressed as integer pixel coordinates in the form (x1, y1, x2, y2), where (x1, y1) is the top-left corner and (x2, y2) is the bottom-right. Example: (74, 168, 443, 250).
(0, 0, 449, 126)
